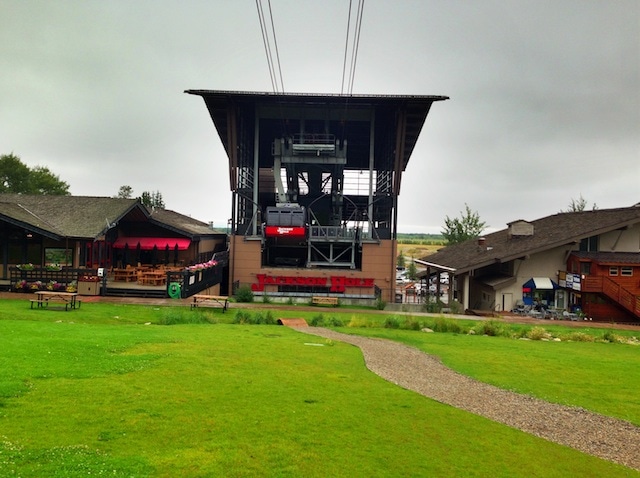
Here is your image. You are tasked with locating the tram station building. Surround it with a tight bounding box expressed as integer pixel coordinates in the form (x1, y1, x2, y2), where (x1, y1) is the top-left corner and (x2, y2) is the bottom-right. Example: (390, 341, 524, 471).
(186, 90, 448, 303)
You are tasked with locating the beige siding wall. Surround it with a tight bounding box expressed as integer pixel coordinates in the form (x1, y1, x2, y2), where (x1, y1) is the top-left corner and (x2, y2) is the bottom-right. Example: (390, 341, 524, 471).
(599, 223, 640, 252)
(198, 238, 225, 254)
(362, 240, 396, 302)
(229, 237, 262, 287)
(484, 247, 569, 311)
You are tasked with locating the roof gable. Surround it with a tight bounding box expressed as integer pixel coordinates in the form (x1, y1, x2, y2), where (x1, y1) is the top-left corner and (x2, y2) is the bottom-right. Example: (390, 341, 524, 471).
(423, 205, 640, 273)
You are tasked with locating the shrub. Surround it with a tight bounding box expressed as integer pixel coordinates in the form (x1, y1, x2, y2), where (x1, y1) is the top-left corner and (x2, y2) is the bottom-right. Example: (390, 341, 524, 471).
(422, 300, 442, 314)
(347, 315, 370, 328)
(235, 285, 254, 303)
(328, 316, 344, 327)
(403, 318, 422, 331)
(254, 311, 277, 325)
(261, 294, 272, 304)
(309, 314, 326, 327)
(233, 310, 254, 324)
(559, 331, 595, 342)
(526, 326, 549, 341)
(428, 317, 463, 334)
(601, 331, 625, 343)
(374, 298, 387, 310)
(384, 316, 400, 329)
(159, 309, 213, 325)
(449, 300, 463, 315)
(473, 320, 509, 337)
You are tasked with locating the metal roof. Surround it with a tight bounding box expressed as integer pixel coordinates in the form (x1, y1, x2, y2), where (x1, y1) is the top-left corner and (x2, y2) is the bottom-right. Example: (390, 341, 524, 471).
(185, 89, 449, 184)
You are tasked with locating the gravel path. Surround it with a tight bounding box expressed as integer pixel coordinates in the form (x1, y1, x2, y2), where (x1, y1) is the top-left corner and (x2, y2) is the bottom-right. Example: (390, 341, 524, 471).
(294, 327, 640, 471)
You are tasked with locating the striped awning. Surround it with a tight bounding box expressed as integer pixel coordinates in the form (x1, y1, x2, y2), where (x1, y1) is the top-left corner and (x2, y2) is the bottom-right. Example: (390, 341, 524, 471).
(522, 277, 559, 290)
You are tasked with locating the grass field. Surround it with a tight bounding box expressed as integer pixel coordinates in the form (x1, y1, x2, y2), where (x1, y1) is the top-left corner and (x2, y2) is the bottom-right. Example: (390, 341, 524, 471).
(396, 242, 441, 260)
(0, 299, 638, 477)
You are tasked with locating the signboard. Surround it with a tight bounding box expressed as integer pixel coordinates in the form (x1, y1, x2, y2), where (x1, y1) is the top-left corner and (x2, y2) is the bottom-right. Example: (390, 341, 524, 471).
(264, 226, 306, 238)
(252, 274, 375, 293)
(558, 271, 581, 291)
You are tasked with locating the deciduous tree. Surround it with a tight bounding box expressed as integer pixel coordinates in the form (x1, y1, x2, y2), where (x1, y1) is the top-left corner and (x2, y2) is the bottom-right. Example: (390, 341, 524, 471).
(115, 185, 134, 199)
(0, 153, 69, 195)
(442, 204, 487, 245)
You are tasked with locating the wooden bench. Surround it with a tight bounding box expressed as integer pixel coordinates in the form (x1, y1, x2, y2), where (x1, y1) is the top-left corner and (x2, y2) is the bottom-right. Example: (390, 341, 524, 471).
(311, 296, 339, 307)
(190, 294, 229, 312)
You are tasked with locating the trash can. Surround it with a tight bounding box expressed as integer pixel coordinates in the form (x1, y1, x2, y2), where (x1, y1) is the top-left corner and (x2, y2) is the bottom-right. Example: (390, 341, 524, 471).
(395, 293, 403, 304)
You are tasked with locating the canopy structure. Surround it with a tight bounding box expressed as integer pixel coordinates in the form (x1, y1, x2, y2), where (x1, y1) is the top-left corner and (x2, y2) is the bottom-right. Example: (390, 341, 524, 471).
(112, 237, 191, 251)
(522, 277, 559, 290)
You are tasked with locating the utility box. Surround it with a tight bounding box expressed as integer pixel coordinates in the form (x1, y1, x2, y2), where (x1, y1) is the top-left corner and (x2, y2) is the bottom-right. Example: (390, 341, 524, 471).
(78, 280, 100, 296)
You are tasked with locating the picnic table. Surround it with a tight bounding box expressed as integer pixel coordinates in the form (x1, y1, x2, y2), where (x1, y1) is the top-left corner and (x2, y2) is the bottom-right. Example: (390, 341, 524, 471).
(190, 294, 229, 312)
(140, 271, 167, 286)
(113, 268, 138, 282)
(30, 291, 81, 311)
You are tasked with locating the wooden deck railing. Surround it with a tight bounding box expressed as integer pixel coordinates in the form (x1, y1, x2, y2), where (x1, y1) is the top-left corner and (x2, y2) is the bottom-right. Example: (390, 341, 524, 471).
(9, 267, 96, 292)
(582, 276, 640, 318)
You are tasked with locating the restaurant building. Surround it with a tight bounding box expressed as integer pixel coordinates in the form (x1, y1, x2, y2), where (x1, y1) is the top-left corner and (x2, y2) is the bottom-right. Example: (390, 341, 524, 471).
(186, 90, 448, 303)
(0, 194, 226, 295)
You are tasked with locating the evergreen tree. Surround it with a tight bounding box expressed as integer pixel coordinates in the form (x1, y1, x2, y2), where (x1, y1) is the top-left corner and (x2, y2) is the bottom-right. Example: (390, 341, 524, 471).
(140, 190, 165, 209)
(396, 251, 406, 269)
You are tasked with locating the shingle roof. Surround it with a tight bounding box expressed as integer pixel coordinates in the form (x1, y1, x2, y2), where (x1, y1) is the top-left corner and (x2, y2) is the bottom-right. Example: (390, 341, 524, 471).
(148, 208, 216, 236)
(0, 194, 217, 240)
(422, 205, 640, 274)
(571, 251, 640, 264)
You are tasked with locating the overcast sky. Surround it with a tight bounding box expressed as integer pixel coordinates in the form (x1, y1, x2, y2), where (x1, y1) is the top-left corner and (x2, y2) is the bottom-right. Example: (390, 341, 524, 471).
(1, 1, 638, 233)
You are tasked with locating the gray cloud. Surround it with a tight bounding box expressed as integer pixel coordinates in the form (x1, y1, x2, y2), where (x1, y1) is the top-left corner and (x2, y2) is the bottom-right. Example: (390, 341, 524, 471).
(1, 0, 637, 232)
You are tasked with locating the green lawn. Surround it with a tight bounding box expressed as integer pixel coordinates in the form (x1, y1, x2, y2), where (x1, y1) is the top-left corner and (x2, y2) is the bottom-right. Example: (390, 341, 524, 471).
(0, 298, 638, 477)
(336, 327, 640, 426)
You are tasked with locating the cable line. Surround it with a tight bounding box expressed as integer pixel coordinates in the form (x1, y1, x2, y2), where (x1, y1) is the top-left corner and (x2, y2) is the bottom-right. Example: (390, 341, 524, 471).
(347, 0, 365, 95)
(340, 1, 354, 95)
(267, 0, 285, 93)
(256, 0, 278, 93)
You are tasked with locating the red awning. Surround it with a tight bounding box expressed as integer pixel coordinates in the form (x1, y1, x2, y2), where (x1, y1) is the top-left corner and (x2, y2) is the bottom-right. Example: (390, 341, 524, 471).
(112, 237, 191, 250)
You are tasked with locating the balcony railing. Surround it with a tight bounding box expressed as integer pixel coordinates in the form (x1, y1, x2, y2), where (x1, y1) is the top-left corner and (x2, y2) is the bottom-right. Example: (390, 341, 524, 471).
(582, 275, 640, 318)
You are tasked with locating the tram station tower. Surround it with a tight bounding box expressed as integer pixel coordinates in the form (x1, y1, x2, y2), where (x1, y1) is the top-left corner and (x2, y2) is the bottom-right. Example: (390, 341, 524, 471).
(186, 90, 447, 303)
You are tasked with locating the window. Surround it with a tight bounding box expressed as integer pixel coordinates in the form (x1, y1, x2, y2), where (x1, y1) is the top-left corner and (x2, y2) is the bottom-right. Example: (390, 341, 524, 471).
(580, 262, 591, 275)
(45, 248, 72, 267)
(579, 236, 598, 252)
(621, 267, 633, 277)
(609, 267, 618, 276)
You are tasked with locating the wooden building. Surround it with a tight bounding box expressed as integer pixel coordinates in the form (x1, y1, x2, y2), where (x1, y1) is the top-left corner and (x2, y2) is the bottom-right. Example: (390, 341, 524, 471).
(0, 194, 225, 293)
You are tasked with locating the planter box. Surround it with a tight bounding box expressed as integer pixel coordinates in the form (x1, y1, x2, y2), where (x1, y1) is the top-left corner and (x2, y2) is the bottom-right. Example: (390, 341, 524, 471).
(78, 281, 100, 296)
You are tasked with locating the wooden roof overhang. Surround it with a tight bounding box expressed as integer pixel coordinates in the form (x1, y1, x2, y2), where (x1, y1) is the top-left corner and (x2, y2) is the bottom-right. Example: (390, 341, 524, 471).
(0, 212, 62, 240)
(184, 90, 448, 194)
